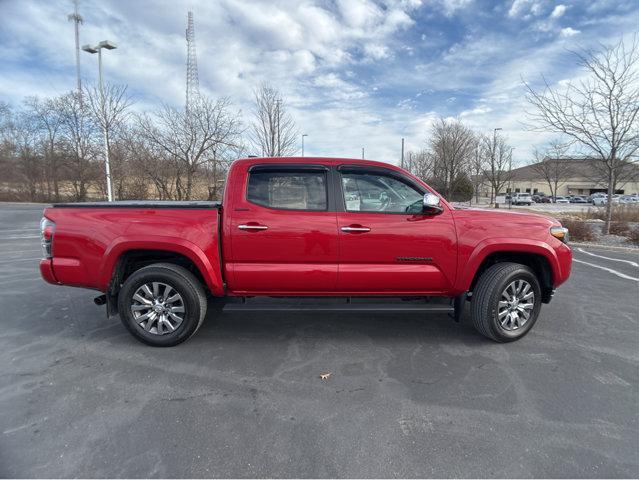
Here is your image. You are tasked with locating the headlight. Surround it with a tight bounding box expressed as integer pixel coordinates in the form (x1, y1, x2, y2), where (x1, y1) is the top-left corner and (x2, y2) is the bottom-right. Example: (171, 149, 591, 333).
(550, 226, 569, 243)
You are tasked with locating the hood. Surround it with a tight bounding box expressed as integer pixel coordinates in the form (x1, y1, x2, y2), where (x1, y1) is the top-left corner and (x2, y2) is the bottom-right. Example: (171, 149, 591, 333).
(452, 207, 560, 227)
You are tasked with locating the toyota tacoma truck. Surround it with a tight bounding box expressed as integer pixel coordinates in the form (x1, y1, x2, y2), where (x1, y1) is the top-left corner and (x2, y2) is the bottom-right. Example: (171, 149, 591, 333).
(39, 157, 572, 346)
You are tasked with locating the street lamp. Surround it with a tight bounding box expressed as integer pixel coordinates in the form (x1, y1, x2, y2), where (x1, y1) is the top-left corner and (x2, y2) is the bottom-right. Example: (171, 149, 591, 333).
(275, 99, 282, 156)
(508, 147, 515, 209)
(492, 128, 502, 207)
(493, 127, 502, 145)
(301, 134, 308, 157)
(82, 40, 117, 202)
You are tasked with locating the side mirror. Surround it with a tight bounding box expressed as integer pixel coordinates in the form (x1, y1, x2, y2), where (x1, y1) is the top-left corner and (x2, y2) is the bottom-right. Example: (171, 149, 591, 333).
(423, 192, 443, 215)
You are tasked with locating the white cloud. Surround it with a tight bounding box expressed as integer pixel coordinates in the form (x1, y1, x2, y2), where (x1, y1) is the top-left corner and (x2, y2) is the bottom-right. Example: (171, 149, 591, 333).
(560, 27, 581, 37)
(312, 73, 367, 101)
(460, 106, 492, 117)
(430, 0, 474, 17)
(550, 4, 567, 18)
(3, 0, 639, 167)
(508, 0, 542, 18)
(363, 43, 390, 60)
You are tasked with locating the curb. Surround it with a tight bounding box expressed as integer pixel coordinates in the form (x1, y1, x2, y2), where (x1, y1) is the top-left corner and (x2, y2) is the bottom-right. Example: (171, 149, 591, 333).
(571, 242, 639, 253)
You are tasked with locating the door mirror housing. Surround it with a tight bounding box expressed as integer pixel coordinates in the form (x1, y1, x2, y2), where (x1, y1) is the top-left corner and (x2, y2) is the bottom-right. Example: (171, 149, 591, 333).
(423, 193, 443, 215)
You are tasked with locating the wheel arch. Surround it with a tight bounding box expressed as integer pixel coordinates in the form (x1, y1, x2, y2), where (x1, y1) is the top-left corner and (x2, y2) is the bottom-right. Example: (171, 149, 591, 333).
(100, 238, 224, 315)
(459, 240, 558, 303)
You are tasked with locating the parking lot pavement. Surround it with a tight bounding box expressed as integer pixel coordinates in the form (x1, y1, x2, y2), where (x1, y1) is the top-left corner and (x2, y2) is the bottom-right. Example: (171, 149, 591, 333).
(0, 203, 637, 478)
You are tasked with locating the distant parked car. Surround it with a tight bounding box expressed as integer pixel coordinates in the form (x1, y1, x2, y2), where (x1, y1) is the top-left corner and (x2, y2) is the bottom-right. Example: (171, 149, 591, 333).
(539, 196, 551, 203)
(588, 192, 607, 203)
(554, 196, 571, 204)
(570, 196, 588, 204)
(619, 195, 639, 204)
(511, 193, 533, 206)
(593, 195, 620, 206)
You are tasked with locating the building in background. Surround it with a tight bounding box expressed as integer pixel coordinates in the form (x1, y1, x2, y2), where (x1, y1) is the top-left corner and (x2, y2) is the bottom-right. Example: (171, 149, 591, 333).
(477, 158, 639, 198)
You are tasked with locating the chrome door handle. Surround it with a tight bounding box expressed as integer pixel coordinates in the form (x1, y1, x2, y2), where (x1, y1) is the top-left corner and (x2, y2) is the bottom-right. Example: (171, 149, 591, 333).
(238, 224, 268, 231)
(341, 226, 371, 232)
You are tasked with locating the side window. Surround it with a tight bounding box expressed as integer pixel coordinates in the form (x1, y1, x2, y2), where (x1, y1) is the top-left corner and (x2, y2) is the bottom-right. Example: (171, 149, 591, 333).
(341, 172, 423, 213)
(247, 170, 327, 211)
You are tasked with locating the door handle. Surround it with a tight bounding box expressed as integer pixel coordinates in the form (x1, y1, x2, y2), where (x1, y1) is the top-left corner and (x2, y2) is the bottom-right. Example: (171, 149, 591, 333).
(341, 226, 371, 233)
(238, 224, 268, 231)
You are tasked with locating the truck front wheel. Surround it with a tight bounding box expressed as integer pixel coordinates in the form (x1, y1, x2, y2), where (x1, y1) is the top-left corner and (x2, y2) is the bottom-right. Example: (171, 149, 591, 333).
(471, 262, 542, 342)
(117, 263, 207, 347)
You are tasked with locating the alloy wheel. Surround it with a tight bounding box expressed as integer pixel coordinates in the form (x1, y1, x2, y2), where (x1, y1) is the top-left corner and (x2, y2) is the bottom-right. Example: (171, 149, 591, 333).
(130, 282, 185, 335)
(497, 279, 535, 331)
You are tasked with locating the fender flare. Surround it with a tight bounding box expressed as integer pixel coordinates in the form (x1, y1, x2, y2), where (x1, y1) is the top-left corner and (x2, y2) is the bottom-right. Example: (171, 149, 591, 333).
(98, 235, 225, 296)
(456, 237, 560, 292)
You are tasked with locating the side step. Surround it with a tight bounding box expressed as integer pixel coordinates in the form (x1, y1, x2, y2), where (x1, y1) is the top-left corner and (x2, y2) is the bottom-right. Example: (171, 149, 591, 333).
(223, 297, 454, 313)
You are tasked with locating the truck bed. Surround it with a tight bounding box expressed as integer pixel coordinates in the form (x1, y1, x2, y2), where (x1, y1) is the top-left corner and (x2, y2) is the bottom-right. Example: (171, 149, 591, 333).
(41, 203, 224, 295)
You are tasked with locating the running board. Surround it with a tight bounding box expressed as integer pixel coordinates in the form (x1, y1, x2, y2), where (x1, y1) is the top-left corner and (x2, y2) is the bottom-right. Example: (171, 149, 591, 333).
(223, 300, 454, 313)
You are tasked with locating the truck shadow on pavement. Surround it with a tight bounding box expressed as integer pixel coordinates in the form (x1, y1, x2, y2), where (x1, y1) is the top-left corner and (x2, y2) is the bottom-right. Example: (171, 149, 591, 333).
(190, 305, 485, 346)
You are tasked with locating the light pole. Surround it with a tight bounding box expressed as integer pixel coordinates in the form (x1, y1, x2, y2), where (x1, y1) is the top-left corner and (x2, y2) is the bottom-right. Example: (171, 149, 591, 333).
(492, 127, 502, 207)
(362, 147, 365, 159)
(83, 40, 117, 201)
(301, 134, 307, 157)
(508, 147, 515, 209)
(275, 99, 282, 156)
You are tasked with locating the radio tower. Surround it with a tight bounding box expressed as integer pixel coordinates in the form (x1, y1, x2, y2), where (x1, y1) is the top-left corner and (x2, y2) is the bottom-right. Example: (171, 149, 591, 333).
(68, 0, 83, 96)
(185, 11, 200, 112)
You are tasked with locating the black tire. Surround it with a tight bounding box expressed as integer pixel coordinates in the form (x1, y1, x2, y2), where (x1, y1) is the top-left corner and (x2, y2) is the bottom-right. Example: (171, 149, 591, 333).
(470, 262, 542, 342)
(117, 263, 207, 347)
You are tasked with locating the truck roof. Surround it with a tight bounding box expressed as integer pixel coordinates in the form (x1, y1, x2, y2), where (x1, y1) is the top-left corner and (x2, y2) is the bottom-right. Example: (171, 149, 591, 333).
(235, 156, 402, 170)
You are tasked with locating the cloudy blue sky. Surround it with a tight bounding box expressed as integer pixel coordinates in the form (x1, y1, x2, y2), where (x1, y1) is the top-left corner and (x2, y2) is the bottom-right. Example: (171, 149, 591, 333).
(1, 0, 638, 164)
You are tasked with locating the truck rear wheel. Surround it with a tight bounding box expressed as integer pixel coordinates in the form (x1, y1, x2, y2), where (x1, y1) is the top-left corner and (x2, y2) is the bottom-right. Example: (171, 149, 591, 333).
(471, 262, 542, 342)
(117, 263, 207, 347)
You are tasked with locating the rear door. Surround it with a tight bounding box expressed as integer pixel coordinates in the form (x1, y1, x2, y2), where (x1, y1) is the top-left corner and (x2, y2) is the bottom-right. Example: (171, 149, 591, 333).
(335, 166, 457, 294)
(226, 164, 339, 294)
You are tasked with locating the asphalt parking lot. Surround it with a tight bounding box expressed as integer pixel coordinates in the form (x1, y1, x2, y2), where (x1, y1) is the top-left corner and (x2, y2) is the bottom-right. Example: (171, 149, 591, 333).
(1, 203, 637, 478)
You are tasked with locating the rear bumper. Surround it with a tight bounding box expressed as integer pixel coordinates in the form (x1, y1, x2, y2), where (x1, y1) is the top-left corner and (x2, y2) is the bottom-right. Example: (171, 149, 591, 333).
(39, 259, 59, 285)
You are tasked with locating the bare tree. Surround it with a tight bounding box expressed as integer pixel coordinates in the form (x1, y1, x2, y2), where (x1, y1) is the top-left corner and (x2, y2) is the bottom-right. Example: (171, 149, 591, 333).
(24, 96, 64, 201)
(85, 83, 134, 200)
(406, 149, 434, 181)
(250, 83, 298, 157)
(470, 138, 487, 204)
(428, 117, 476, 199)
(56, 92, 99, 201)
(530, 141, 572, 200)
(481, 132, 513, 204)
(136, 95, 243, 200)
(11, 111, 43, 200)
(123, 128, 178, 200)
(525, 36, 639, 233)
(0, 102, 15, 196)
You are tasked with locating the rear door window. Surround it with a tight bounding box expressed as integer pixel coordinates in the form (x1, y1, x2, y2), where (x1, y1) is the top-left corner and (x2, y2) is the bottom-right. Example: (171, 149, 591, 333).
(247, 170, 328, 211)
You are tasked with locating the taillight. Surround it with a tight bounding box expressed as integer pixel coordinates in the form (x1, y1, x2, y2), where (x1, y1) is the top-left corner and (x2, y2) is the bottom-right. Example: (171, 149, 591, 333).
(40, 217, 55, 258)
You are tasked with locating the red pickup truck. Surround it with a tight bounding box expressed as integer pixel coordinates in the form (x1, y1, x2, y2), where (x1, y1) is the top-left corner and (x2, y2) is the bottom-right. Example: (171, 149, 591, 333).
(39, 157, 572, 346)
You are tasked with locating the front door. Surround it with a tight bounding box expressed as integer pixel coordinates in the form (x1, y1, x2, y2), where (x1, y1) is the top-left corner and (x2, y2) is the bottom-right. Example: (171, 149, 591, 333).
(336, 167, 457, 294)
(226, 164, 339, 294)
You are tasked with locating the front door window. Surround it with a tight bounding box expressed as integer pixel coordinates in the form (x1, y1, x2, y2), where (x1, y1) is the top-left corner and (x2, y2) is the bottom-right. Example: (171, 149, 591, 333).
(341, 172, 423, 213)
